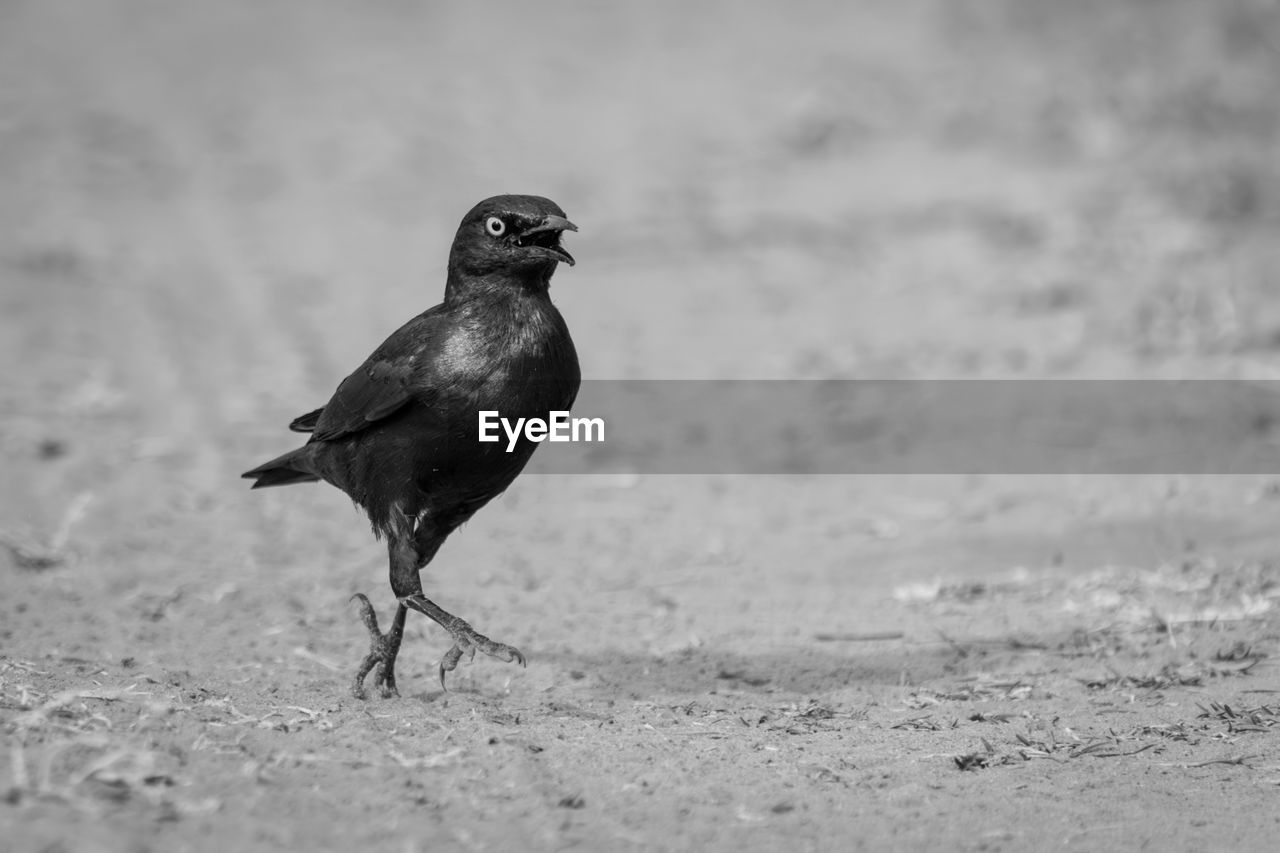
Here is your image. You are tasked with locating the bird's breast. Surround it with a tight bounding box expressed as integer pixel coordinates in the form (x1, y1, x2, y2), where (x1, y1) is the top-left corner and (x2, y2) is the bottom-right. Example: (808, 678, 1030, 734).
(421, 300, 579, 419)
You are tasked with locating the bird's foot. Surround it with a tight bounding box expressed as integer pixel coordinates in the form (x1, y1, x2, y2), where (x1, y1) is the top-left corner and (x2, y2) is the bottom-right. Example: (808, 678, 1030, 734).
(438, 628, 526, 689)
(399, 595, 525, 690)
(350, 593, 406, 700)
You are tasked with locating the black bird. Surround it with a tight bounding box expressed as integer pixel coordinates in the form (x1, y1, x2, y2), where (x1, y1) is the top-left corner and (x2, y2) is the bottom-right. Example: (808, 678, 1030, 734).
(242, 195, 580, 699)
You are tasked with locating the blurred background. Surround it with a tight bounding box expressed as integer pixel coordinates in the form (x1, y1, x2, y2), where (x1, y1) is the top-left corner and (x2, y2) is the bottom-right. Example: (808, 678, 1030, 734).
(3, 0, 1279, 639)
(5, 0, 1280, 661)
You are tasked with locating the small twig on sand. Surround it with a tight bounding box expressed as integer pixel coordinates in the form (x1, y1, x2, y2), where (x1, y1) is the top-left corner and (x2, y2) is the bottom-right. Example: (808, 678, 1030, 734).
(0, 491, 92, 569)
(814, 631, 905, 642)
(1158, 755, 1259, 769)
(51, 492, 93, 552)
(11, 738, 29, 791)
(1077, 742, 1158, 759)
(293, 647, 342, 671)
(936, 630, 969, 658)
(14, 686, 147, 729)
(388, 748, 465, 769)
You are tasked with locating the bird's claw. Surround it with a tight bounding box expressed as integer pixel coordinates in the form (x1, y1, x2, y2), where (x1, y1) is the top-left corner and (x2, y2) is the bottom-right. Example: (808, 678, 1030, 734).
(355, 664, 400, 701)
(435, 625, 526, 690)
(350, 593, 403, 700)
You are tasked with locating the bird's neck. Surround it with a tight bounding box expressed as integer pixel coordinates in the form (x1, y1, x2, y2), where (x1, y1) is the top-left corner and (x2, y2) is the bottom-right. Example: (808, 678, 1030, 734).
(443, 268, 553, 306)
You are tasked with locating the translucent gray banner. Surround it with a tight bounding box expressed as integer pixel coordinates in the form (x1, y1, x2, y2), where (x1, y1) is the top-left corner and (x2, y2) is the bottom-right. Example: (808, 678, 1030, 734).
(512, 381, 1280, 474)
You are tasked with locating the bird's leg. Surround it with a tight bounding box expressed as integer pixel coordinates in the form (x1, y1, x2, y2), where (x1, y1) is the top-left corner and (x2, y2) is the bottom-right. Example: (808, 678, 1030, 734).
(385, 513, 526, 689)
(399, 593, 526, 688)
(353, 511, 526, 695)
(350, 593, 407, 699)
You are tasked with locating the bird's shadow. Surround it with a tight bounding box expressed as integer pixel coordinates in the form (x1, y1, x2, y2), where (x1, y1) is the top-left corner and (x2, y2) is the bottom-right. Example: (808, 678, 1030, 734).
(524, 637, 1036, 703)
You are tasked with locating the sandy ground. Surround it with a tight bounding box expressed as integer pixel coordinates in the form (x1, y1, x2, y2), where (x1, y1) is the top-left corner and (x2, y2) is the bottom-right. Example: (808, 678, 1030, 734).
(3, 0, 1280, 850)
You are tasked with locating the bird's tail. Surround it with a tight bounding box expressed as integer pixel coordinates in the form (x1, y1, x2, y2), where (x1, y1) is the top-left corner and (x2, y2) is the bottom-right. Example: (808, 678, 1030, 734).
(241, 447, 322, 489)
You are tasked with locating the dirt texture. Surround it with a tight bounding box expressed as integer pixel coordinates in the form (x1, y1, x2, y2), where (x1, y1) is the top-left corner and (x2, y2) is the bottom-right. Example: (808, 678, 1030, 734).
(3, 1, 1280, 851)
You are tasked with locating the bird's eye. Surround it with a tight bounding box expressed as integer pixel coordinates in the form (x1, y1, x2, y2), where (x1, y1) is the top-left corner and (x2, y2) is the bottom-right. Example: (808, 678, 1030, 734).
(485, 216, 506, 237)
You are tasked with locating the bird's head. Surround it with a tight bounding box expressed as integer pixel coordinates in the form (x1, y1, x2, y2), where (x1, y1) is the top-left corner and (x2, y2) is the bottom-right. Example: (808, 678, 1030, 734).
(447, 195, 577, 288)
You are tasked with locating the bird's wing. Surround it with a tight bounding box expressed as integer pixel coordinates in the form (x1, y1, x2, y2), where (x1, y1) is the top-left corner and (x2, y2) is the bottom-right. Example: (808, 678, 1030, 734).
(304, 310, 446, 443)
(307, 360, 414, 442)
(288, 408, 324, 433)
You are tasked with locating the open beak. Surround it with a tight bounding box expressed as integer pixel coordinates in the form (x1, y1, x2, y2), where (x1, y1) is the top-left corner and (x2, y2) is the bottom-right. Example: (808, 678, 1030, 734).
(517, 215, 578, 266)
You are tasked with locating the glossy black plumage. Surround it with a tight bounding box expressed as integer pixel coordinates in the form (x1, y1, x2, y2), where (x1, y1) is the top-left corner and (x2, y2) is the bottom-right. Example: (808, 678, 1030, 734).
(243, 194, 580, 698)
